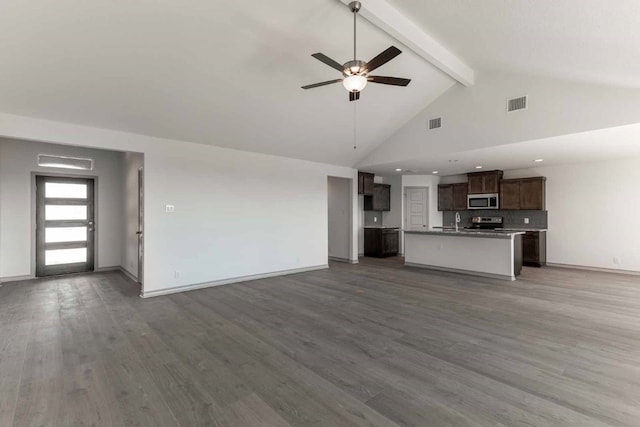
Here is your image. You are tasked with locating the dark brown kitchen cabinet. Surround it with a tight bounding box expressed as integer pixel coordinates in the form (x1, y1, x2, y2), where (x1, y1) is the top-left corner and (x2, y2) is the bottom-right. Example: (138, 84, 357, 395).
(520, 177, 546, 210)
(364, 183, 390, 211)
(438, 183, 469, 211)
(438, 184, 454, 211)
(500, 177, 546, 210)
(452, 183, 468, 210)
(500, 179, 521, 209)
(522, 231, 547, 267)
(364, 228, 399, 257)
(467, 170, 503, 194)
(358, 171, 374, 196)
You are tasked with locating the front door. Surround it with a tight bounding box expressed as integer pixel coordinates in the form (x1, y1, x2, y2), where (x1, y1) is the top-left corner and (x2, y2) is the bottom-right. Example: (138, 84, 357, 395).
(36, 176, 95, 277)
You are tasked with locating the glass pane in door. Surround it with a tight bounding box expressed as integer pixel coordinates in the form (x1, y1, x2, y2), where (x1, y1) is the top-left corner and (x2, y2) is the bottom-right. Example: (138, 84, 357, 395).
(45, 248, 87, 265)
(45, 205, 87, 220)
(45, 227, 87, 243)
(45, 182, 87, 198)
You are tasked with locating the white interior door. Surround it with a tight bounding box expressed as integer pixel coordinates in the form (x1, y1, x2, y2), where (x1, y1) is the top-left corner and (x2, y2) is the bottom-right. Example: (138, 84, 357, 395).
(405, 187, 428, 231)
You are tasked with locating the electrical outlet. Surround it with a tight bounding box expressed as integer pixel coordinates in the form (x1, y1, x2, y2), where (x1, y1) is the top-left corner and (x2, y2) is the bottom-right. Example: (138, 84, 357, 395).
(613, 257, 620, 265)
(165, 204, 175, 213)
(374, 216, 378, 222)
(524, 218, 530, 225)
(174, 270, 180, 279)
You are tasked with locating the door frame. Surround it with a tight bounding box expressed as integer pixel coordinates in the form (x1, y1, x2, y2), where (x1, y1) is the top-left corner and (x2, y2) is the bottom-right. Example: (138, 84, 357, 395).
(137, 167, 144, 284)
(31, 172, 100, 277)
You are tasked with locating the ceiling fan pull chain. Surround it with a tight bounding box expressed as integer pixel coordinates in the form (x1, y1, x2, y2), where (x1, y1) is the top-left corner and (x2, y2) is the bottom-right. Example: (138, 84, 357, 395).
(353, 101, 357, 150)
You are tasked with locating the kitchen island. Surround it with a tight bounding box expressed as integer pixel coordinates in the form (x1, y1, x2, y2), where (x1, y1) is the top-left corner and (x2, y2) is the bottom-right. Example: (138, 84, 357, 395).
(404, 229, 524, 280)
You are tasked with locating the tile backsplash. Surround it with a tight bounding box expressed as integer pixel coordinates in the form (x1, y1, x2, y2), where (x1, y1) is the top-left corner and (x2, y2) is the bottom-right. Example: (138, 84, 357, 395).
(443, 210, 548, 229)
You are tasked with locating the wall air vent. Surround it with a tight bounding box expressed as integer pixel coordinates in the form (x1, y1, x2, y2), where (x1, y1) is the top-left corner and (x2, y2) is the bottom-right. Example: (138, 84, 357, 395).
(428, 117, 442, 130)
(507, 96, 528, 112)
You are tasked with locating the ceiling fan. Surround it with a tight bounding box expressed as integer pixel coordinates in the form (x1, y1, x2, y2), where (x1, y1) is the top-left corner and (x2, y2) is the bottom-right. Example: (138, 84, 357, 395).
(302, 1, 411, 101)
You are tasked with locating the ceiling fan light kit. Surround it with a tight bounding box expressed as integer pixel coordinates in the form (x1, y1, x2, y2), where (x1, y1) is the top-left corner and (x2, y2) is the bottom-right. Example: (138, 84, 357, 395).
(301, 1, 411, 101)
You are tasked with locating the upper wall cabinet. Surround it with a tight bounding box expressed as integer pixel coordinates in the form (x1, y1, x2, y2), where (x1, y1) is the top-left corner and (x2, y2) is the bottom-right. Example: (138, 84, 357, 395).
(364, 183, 391, 211)
(358, 172, 374, 196)
(500, 177, 546, 210)
(438, 183, 467, 211)
(467, 170, 503, 194)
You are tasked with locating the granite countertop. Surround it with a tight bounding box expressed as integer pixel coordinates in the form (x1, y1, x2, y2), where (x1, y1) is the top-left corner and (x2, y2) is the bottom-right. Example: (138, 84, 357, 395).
(495, 228, 548, 232)
(405, 229, 525, 239)
(363, 226, 401, 229)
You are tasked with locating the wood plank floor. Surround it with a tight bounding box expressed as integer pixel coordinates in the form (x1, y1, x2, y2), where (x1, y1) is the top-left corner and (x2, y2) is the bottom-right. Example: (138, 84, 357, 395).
(2, 259, 640, 426)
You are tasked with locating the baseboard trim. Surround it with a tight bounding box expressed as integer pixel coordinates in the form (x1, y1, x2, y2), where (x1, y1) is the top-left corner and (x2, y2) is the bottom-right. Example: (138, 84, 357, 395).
(140, 264, 329, 298)
(118, 267, 139, 283)
(0, 274, 35, 284)
(404, 262, 515, 281)
(547, 263, 640, 276)
(328, 256, 359, 264)
(94, 266, 121, 273)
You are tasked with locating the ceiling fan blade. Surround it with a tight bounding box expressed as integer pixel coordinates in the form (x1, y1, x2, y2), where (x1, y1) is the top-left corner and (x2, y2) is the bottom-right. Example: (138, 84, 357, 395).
(311, 53, 345, 72)
(301, 79, 342, 90)
(368, 76, 411, 86)
(365, 46, 402, 72)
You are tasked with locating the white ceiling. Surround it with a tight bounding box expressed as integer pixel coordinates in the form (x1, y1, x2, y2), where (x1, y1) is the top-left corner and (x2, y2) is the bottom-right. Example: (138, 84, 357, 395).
(388, 0, 640, 88)
(0, 0, 454, 166)
(364, 123, 640, 177)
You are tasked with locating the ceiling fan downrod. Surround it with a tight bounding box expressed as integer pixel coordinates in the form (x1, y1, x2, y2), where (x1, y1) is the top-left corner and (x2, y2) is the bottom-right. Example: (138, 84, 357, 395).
(349, 1, 361, 61)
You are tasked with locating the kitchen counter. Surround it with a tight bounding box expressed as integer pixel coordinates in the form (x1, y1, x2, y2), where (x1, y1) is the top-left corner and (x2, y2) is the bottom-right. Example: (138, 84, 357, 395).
(363, 225, 401, 229)
(404, 229, 523, 281)
(405, 229, 524, 239)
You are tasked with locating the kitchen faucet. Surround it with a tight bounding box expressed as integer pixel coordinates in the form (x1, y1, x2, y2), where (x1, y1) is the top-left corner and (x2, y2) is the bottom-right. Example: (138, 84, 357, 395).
(455, 212, 461, 232)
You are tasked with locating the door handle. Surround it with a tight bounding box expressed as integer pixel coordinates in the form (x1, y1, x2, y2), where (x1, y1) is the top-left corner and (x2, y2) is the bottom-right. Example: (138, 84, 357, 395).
(136, 231, 143, 235)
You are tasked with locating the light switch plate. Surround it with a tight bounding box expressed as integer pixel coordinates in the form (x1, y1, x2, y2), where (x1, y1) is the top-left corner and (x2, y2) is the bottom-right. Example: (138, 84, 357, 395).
(524, 218, 529, 224)
(165, 204, 175, 213)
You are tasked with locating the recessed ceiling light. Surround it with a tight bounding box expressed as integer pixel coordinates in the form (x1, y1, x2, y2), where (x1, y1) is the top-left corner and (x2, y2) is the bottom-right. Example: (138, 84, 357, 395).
(475, 166, 483, 169)
(432, 171, 439, 174)
(395, 168, 402, 172)
(534, 158, 544, 162)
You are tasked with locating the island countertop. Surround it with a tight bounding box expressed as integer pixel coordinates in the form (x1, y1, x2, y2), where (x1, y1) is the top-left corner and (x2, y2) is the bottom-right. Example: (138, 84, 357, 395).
(405, 229, 525, 239)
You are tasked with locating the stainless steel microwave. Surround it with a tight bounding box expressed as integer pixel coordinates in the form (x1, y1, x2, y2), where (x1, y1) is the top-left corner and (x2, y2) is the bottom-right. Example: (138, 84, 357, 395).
(467, 193, 499, 210)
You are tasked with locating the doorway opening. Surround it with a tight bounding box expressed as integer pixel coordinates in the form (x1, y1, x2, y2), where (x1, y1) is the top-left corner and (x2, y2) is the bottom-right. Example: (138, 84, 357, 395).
(327, 176, 354, 263)
(35, 175, 95, 277)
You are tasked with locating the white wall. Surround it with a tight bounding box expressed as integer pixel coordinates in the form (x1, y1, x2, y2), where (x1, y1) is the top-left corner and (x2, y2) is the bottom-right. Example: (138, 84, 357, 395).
(122, 152, 144, 279)
(327, 177, 352, 261)
(502, 158, 640, 272)
(0, 138, 124, 279)
(0, 113, 358, 295)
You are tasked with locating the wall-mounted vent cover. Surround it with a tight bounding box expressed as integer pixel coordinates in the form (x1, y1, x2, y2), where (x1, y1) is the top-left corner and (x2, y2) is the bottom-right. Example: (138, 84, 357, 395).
(428, 117, 442, 129)
(38, 154, 93, 170)
(507, 96, 528, 112)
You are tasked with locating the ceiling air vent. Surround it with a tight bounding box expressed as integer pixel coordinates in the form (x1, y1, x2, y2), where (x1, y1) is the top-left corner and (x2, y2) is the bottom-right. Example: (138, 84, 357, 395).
(428, 117, 442, 130)
(507, 96, 528, 112)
